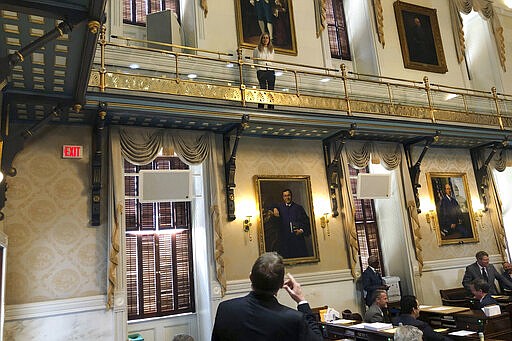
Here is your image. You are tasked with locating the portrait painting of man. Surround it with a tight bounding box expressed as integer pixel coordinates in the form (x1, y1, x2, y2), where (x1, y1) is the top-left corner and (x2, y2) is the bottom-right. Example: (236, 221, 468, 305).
(427, 172, 479, 245)
(255, 175, 319, 264)
(235, 0, 297, 55)
(394, 1, 447, 73)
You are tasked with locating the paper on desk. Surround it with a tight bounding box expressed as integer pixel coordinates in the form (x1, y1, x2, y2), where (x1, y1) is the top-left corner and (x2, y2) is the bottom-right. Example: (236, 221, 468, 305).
(434, 328, 449, 333)
(448, 330, 477, 336)
(330, 319, 356, 325)
(429, 306, 452, 311)
(382, 327, 397, 334)
(350, 323, 367, 329)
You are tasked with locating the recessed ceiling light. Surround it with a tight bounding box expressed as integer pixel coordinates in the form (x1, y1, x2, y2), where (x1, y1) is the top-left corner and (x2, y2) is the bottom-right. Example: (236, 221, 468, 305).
(445, 93, 459, 100)
(187, 73, 197, 79)
(320, 78, 331, 83)
(129, 63, 140, 69)
(282, 88, 289, 92)
(275, 71, 283, 76)
(226, 63, 234, 68)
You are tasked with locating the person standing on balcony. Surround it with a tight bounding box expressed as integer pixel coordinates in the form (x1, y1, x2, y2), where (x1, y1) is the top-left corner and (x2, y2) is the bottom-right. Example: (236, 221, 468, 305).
(253, 32, 275, 109)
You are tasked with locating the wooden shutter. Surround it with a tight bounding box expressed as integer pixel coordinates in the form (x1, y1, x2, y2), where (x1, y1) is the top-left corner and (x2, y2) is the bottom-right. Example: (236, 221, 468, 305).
(125, 156, 194, 320)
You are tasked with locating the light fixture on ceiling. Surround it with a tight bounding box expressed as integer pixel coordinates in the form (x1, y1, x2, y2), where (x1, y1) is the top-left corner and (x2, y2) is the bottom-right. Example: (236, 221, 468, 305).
(445, 93, 459, 101)
(129, 63, 140, 69)
(187, 73, 197, 79)
(226, 62, 234, 68)
(275, 71, 283, 76)
(320, 78, 331, 83)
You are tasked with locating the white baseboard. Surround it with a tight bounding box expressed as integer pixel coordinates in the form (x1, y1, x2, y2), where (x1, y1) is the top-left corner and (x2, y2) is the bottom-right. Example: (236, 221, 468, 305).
(225, 269, 352, 295)
(5, 295, 106, 321)
(422, 255, 502, 272)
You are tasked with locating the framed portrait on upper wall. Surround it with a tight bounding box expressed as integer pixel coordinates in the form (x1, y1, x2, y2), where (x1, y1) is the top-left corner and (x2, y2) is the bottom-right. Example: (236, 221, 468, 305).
(255, 175, 319, 264)
(394, 1, 448, 73)
(426, 172, 479, 246)
(234, 0, 298, 55)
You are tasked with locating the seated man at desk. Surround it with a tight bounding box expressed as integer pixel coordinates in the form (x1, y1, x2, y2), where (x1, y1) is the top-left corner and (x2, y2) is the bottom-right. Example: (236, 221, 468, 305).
(394, 295, 452, 341)
(462, 251, 512, 295)
(470, 278, 499, 310)
(364, 289, 391, 323)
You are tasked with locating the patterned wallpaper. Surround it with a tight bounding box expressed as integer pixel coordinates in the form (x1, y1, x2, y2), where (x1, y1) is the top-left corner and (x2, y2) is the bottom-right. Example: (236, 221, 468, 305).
(4, 126, 107, 304)
(222, 136, 349, 281)
(416, 146, 499, 261)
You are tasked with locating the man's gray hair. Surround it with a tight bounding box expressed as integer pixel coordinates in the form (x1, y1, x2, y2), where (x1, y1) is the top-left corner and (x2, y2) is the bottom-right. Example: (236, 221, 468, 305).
(172, 334, 194, 341)
(394, 325, 423, 341)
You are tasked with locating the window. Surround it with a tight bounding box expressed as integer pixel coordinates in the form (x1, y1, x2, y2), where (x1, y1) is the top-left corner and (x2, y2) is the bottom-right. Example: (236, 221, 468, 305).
(349, 166, 383, 273)
(123, 0, 180, 26)
(124, 156, 194, 320)
(325, 0, 351, 60)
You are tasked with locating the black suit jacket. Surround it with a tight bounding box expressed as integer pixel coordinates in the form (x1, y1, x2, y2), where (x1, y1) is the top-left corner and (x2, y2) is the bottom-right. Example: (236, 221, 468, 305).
(394, 314, 452, 341)
(362, 266, 384, 306)
(211, 291, 323, 341)
(462, 262, 512, 295)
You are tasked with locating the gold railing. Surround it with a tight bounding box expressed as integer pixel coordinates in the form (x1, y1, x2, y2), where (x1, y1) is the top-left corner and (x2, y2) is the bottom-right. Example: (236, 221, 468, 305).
(88, 30, 512, 131)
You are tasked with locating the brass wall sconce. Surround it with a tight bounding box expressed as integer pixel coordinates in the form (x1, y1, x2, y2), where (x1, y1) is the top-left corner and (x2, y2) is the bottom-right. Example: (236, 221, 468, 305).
(243, 216, 252, 241)
(474, 209, 484, 228)
(425, 210, 436, 231)
(320, 213, 330, 237)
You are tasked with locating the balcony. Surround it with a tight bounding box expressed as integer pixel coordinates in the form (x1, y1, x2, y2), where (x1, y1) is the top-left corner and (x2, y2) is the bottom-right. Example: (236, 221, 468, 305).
(87, 34, 512, 147)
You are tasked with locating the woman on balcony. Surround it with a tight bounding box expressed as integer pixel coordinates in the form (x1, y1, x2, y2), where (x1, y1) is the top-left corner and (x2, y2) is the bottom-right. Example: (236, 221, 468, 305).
(253, 32, 275, 109)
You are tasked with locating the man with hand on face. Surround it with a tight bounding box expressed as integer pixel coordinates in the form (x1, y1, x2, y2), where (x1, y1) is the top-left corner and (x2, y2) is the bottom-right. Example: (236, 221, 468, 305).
(211, 252, 323, 341)
(273, 189, 311, 258)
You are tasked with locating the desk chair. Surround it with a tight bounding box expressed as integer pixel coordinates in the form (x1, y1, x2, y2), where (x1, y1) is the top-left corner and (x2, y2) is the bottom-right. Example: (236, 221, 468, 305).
(439, 287, 471, 307)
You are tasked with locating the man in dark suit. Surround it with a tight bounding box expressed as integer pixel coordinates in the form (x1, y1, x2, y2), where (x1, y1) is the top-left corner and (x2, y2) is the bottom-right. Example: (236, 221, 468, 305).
(394, 295, 452, 341)
(273, 189, 311, 258)
(211, 252, 322, 341)
(462, 251, 512, 295)
(362, 255, 388, 307)
(470, 278, 498, 310)
(364, 289, 390, 323)
(502, 262, 512, 280)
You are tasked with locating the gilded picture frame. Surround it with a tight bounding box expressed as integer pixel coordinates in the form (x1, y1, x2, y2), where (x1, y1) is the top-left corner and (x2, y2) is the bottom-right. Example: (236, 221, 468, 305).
(255, 175, 319, 264)
(235, 0, 298, 55)
(394, 1, 448, 73)
(426, 172, 479, 246)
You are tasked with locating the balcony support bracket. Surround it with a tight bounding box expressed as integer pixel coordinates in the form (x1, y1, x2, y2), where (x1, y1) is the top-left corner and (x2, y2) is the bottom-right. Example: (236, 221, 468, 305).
(223, 114, 249, 221)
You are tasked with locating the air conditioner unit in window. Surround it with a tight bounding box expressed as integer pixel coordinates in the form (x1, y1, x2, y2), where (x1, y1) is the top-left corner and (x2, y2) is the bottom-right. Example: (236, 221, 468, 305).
(356, 173, 391, 199)
(146, 9, 182, 51)
(139, 169, 191, 202)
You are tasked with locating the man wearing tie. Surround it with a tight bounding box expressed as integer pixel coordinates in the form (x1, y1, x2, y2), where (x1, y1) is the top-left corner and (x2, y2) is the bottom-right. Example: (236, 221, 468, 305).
(462, 251, 512, 295)
(362, 255, 388, 307)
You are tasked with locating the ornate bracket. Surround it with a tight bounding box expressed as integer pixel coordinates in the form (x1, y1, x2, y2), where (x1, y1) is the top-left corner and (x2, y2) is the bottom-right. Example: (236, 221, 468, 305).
(470, 138, 509, 211)
(404, 131, 440, 213)
(322, 123, 356, 217)
(223, 114, 249, 221)
(0, 105, 63, 220)
(91, 103, 107, 226)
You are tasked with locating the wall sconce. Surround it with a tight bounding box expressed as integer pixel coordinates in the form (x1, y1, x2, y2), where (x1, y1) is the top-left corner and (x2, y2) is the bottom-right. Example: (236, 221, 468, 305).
(320, 213, 330, 237)
(243, 216, 252, 241)
(425, 209, 436, 231)
(474, 209, 485, 228)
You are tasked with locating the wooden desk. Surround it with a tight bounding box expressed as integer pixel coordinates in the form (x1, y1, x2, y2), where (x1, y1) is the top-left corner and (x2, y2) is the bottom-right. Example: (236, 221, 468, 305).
(419, 305, 512, 340)
(320, 322, 395, 341)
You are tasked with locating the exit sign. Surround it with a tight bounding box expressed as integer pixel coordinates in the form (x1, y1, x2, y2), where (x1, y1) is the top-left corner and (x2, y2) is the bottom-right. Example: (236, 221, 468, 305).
(62, 145, 83, 158)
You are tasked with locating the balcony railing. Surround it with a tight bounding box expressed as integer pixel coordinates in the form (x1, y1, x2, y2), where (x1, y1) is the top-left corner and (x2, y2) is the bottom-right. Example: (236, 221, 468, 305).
(88, 29, 512, 131)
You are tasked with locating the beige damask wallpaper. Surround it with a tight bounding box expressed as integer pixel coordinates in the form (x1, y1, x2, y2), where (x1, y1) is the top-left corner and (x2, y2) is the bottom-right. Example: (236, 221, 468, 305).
(222, 136, 348, 281)
(4, 126, 107, 304)
(416, 147, 499, 261)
